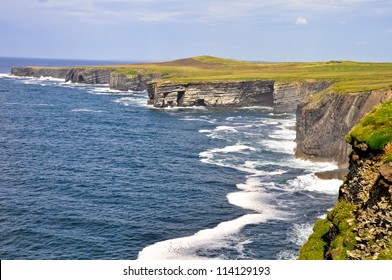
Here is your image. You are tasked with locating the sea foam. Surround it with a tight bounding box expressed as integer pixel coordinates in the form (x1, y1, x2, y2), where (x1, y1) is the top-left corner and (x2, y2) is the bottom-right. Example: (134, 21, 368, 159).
(137, 213, 271, 260)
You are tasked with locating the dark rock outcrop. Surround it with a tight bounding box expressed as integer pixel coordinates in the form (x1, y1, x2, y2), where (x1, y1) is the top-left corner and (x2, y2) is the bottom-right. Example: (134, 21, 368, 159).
(296, 88, 392, 167)
(315, 169, 349, 180)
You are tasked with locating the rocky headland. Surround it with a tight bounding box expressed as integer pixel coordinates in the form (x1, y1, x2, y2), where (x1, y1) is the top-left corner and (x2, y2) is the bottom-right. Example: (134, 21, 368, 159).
(299, 101, 392, 259)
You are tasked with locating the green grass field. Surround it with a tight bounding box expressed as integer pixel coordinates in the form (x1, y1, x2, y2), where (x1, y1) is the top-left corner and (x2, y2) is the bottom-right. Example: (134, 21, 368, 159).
(109, 56, 392, 93)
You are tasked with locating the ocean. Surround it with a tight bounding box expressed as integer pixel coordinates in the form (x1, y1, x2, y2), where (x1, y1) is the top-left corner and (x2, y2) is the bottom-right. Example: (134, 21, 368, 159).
(0, 57, 342, 260)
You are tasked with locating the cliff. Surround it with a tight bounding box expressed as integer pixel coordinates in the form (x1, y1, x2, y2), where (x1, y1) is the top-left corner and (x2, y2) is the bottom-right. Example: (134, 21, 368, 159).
(65, 68, 113, 84)
(110, 72, 161, 92)
(299, 101, 392, 260)
(296, 88, 392, 167)
(11, 66, 115, 85)
(147, 80, 274, 108)
(11, 66, 158, 91)
(147, 79, 331, 111)
(10, 66, 71, 79)
(273, 81, 331, 114)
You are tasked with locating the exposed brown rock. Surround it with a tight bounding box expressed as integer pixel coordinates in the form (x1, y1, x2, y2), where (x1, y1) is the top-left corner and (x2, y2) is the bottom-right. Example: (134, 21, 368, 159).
(379, 162, 392, 184)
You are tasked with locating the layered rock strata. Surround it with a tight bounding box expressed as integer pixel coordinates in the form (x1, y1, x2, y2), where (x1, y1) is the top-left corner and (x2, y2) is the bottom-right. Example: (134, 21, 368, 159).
(11, 66, 113, 84)
(64, 68, 113, 84)
(10, 67, 71, 79)
(147, 80, 331, 112)
(11, 66, 159, 91)
(147, 80, 274, 108)
(109, 72, 161, 92)
(296, 88, 392, 167)
(273, 81, 331, 114)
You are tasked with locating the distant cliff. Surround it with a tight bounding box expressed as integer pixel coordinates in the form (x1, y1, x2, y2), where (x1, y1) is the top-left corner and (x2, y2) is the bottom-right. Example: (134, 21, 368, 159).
(65, 68, 113, 84)
(147, 79, 331, 112)
(147, 80, 275, 107)
(11, 66, 156, 90)
(110, 72, 162, 92)
(11, 66, 71, 79)
(299, 101, 392, 259)
(296, 88, 392, 167)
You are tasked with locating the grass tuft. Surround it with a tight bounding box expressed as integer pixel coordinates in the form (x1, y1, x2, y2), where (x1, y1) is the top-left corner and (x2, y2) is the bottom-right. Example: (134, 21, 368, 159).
(346, 100, 392, 150)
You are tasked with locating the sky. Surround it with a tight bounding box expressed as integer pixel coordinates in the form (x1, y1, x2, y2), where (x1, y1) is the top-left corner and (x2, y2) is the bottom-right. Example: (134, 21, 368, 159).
(0, 0, 392, 62)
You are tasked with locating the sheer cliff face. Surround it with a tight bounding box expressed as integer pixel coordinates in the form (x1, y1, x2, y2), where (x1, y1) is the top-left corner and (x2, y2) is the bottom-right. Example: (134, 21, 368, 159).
(11, 66, 113, 85)
(296, 88, 392, 167)
(65, 68, 113, 84)
(147, 80, 275, 108)
(273, 81, 331, 114)
(109, 73, 161, 92)
(147, 80, 331, 111)
(11, 67, 71, 79)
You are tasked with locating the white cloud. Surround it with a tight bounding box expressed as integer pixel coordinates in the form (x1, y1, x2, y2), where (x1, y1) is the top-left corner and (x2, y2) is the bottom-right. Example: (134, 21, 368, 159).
(296, 17, 308, 25)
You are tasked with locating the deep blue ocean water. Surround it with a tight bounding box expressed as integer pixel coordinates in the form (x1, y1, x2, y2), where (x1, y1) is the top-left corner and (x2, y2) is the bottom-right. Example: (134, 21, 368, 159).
(0, 57, 342, 260)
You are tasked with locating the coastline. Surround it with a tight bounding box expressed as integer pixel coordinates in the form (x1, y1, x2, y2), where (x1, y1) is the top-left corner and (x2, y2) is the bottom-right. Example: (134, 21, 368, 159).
(4, 56, 392, 259)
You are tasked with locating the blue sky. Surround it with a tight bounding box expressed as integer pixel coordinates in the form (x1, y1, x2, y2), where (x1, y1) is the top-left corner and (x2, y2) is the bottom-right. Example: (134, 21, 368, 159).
(1, 0, 392, 62)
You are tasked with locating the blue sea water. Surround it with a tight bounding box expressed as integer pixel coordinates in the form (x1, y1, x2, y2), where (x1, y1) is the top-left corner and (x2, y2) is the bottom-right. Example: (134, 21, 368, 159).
(0, 57, 342, 260)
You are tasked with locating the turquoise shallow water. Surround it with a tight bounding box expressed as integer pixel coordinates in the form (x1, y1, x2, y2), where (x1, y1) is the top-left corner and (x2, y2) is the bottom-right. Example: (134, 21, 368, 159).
(0, 57, 341, 259)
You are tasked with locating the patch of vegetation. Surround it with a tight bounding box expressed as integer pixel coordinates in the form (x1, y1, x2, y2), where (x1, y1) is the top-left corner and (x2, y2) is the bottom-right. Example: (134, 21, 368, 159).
(298, 200, 357, 260)
(326, 200, 357, 259)
(116, 69, 140, 76)
(384, 143, 392, 163)
(346, 100, 392, 150)
(378, 239, 392, 259)
(92, 56, 392, 93)
(298, 219, 332, 260)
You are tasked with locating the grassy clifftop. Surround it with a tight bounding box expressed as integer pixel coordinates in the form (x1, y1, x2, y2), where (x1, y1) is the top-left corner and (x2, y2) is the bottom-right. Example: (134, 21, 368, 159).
(346, 100, 392, 152)
(111, 56, 392, 93)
